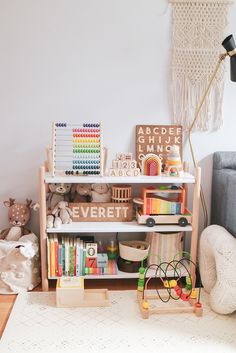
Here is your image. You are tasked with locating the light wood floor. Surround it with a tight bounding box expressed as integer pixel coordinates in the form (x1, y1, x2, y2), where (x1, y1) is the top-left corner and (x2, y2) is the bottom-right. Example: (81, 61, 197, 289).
(0, 294, 16, 337)
(0, 278, 161, 338)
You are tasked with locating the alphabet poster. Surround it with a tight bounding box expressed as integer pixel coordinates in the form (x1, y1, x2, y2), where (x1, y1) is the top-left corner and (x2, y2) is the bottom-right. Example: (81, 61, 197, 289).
(136, 125, 182, 166)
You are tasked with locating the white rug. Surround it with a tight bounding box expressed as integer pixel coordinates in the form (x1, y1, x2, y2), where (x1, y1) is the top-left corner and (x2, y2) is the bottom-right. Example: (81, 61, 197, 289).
(1, 290, 236, 353)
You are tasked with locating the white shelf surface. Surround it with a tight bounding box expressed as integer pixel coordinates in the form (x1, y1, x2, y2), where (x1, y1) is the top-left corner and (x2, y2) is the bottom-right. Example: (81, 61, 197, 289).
(44, 172, 195, 184)
(47, 221, 192, 233)
(49, 262, 189, 280)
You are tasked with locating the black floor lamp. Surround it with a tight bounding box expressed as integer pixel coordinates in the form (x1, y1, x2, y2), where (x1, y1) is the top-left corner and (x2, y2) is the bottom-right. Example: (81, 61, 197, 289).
(188, 34, 236, 228)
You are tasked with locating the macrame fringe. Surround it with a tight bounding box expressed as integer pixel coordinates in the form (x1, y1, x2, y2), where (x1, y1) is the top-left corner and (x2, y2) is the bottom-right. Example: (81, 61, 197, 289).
(172, 74, 225, 131)
(169, 0, 233, 3)
(170, 0, 233, 131)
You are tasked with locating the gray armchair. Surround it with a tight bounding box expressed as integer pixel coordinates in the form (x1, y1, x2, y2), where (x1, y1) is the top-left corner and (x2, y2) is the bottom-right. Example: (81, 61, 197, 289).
(211, 151, 236, 238)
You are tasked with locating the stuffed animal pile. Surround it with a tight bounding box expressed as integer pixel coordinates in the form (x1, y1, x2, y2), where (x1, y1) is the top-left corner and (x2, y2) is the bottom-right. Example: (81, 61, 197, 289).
(0, 198, 40, 294)
(46, 183, 112, 228)
(46, 183, 72, 228)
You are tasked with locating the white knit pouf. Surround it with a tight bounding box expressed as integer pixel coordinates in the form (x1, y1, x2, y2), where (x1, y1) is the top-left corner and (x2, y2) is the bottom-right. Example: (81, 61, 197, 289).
(199, 225, 236, 314)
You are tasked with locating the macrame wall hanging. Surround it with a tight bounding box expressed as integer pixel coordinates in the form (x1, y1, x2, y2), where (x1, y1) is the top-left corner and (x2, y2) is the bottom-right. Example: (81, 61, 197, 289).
(170, 0, 233, 131)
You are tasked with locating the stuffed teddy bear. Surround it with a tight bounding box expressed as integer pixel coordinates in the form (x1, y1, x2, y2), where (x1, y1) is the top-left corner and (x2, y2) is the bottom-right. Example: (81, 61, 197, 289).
(48, 201, 73, 228)
(91, 183, 111, 202)
(46, 183, 72, 228)
(46, 183, 72, 210)
(71, 183, 92, 203)
(0, 198, 39, 241)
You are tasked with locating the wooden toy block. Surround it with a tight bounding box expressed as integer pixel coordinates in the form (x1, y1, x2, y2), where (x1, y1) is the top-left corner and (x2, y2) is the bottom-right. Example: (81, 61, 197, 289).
(86, 257, 97, 268)
(56, 278, 110, 307)
(109, 168, 140, 177)
(97, 253, 108, 268)
(56, 277, 84, 307)
(112, 160, 119, 169)
(120, 160, 128, 169)
(130, 160, 137, 169)
(112, 159, 137, 170)
(110, 152, 140, 177)
(85, 243, 98, 258)
(116, 152, 132, 161)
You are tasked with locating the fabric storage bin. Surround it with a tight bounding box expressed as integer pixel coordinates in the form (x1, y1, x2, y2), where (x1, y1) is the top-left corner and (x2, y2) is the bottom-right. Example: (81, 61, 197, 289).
(0, 233, 40, 294)
(146, 232, 184, 266)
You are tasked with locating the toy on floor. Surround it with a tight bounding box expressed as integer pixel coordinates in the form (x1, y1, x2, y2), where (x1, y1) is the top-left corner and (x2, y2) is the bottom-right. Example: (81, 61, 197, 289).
(137, 256, 203, 319)
(56, 276, 110, 307)
(1, 198, 39, 241)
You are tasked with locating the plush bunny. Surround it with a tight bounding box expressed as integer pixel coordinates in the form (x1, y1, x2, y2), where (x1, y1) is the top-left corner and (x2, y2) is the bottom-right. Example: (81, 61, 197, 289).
(46, 183, 72, 228)
(48, 201, 73, 228)
(72, 183, 92, 203)
(91, 184, 111, 202)
(0, 198, 39, 241)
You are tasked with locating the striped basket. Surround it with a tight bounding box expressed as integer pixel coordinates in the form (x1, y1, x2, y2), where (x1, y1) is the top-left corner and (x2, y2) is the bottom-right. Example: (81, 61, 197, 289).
(146, 232, 183, 266)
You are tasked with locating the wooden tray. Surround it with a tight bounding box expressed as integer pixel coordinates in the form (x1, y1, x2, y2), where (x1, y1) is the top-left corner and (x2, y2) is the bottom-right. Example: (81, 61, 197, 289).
(82, 289, 110, 307)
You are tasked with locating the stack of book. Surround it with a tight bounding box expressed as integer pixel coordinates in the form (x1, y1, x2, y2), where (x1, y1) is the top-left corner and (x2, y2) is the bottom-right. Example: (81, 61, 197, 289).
(47, 234, 117, 277)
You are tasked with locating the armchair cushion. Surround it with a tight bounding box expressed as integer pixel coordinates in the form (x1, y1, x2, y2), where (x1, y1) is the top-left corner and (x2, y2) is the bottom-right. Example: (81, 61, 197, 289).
(211, 151, 236, 238)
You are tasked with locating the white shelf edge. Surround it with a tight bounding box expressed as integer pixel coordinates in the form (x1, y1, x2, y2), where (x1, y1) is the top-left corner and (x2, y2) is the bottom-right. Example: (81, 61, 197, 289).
(46, 221, 192, 233)
(44, 172, 195, 184)
(48, 263, 189, 280)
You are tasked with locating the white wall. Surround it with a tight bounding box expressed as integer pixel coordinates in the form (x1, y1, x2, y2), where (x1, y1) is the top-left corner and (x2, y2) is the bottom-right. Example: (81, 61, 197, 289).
(0, 0, 236, 234)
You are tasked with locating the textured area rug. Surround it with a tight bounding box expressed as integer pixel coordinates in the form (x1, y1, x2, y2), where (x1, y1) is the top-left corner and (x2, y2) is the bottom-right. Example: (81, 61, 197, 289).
(1, 290, 236, 353)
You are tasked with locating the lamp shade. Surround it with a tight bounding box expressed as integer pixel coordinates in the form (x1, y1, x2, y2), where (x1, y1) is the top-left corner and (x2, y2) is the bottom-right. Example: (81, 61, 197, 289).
(222, 34, 236, 82)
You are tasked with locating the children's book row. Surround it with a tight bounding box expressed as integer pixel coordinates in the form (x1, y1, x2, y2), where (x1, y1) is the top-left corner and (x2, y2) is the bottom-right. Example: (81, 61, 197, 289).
(47, 234, 117, 277)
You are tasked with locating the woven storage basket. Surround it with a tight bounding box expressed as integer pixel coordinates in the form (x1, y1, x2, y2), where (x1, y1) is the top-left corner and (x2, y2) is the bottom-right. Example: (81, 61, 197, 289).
(146, 232, 183, 266)
(119, 241, 149, 262)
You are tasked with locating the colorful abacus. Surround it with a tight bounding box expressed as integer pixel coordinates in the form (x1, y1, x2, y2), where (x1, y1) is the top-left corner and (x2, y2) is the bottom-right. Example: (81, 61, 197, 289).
(52, 122, 102, 176)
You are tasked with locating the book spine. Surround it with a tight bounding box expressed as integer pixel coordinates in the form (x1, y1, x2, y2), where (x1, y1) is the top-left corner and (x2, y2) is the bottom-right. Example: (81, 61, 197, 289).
(54, 235, 59, 277)
(47, 238, 50, 277)
(62, 242, 65, 276)
(50, 238, 55, 277)
(65, 238, 69, 276)
(76, 240, 80, 277)
(74, 245, 76, 276)
(58, 244, 62, 277)
(69, 240, 74, 276)
(82, 247, 86, 276)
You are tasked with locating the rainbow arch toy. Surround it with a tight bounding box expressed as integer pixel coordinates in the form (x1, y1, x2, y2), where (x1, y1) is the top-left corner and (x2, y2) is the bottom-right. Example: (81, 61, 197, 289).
(141, 154, 162, 176)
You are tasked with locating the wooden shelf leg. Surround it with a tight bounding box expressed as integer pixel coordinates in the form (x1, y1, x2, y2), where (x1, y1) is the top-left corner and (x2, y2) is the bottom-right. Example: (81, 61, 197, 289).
(39, 166, 49, 291)
(190, 167, 201, 287)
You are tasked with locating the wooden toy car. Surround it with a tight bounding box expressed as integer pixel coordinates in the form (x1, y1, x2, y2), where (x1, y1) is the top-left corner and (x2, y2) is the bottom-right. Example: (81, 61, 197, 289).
(133, 186, 192, 227)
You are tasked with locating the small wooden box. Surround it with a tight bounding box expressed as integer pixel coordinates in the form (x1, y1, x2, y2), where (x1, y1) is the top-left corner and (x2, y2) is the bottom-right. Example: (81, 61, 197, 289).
(69, 202, 133, 222)
(56, 277, 110, 308)
(56, 277, 84, 308)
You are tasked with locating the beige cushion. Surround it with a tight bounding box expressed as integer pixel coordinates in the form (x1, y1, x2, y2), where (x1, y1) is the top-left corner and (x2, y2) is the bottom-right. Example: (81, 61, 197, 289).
(199, 225, 236, 314)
